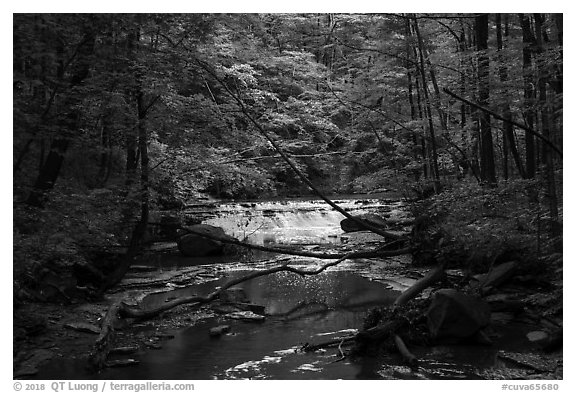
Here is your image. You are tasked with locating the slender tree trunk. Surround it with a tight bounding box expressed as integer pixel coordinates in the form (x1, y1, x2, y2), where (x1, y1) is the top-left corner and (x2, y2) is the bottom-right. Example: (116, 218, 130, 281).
(426, 59, 448, 131)
(496, 14, 508, 181)
(414, 71, 428, 179)
(534, 13, 561, 251)
(496, 14, 526, 179)
(405, 18, 421, 181)
(520, 14, 537, 179)
(136, 92, 150, 231)
(458, 22, 467, 130)
(476, 14, 497, 186)
(551, 14, 563, 165)
(97, 117, 112, 187)
(413, 18, 441, 190)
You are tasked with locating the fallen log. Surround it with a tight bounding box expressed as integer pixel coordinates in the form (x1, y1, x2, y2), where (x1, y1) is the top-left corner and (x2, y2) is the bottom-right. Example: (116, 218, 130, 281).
(355, 319, 406, 345)
(176, 224, 411, 260)
(394, 334, 418, 367)
(393, 264, 445, 307)
(302, 336, 356, 352)
(305, 264, 445, 365)
(88, 301, 123, 370)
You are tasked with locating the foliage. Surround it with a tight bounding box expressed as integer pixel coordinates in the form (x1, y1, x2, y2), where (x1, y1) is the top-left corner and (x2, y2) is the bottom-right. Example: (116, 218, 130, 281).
(13, 182, 126, 297)
(413, 177, 559, 272)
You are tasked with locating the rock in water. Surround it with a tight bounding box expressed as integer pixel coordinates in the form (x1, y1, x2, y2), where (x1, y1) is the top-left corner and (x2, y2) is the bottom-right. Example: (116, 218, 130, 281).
(426, 289, 491, 341)
(177, 224, 236, 257)
(209, 325, 231, 337)
(225, 311, 265, 322)
(340, 213, 388, 233)
(526, 331, 549, 343)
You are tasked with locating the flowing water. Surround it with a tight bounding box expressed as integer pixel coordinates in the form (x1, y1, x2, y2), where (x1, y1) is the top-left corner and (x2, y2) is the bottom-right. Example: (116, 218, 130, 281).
(191, 196, 405, 245)
(36, 196, 539, 379)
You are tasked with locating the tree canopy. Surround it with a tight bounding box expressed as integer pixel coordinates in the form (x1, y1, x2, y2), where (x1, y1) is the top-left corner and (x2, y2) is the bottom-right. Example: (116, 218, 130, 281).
(13, 12, 562, 288)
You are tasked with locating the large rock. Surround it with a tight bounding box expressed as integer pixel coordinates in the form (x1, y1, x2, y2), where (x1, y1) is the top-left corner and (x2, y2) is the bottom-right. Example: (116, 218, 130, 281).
(177, 224, 235, 257)
(426, 289, 491, 341)
(209, 325, 231, 337)
(225, 311, 265, 322)
(474, 261, 518, 292)
(340, 213, 388, 233)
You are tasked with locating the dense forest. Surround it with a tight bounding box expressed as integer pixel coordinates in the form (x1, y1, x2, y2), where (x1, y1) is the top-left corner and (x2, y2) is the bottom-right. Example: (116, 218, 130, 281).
(13, 13, 563, 380)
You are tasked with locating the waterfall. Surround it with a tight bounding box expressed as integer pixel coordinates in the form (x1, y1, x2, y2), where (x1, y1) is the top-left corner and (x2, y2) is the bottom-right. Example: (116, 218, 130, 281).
(195, 198, 402, 246)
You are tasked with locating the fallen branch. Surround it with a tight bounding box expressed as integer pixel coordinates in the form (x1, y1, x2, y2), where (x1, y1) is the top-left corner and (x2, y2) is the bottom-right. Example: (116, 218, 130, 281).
(178, 224, 411, 260)
(393, 264, 445, 307)
(394, 334, 418, 367)
(119, 251, 359, 319)
(355, 319, 406, 344)
(443, 88, 562, 158)
(356, 264, 444, 343)
(89, 301, 123, 370)
(302, 336, 356, 352)
(327, 339, 348, 364)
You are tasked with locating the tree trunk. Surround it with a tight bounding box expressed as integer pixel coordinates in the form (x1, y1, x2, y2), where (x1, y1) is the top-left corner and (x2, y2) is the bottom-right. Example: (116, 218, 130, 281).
(534, 13, 561, 252)
(476, 14, 497, 186)
(413, 18, 441, 190)
(496, 14, 526, 179)
(102, 19, 155, 291)
(26, 139, 70, 207)
(405, 18, 422, 181)
(520, 14, 537, 179)
(414, 77, 428, 179)
(26, 28, 96, 207)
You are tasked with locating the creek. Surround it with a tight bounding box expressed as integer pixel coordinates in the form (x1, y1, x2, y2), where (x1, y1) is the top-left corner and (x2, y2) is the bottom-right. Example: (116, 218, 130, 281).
(37, 195, 540, 380)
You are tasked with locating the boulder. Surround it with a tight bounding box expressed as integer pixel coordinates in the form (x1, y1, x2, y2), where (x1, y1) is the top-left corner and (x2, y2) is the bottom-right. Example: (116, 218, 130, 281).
(340, 213, 388, 233)
(209, 325, 231, 337)
(177, 224, 235, 257)
(475, 261, 518, 292)
(426, 289, 491, 341)
(225, 311, 266, 322)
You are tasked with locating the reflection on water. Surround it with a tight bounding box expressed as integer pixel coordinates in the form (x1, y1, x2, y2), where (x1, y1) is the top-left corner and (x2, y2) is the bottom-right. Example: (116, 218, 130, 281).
(141, 270, 399, 314)
(36, 270, 399, 380)
(129, 270, 400, 380)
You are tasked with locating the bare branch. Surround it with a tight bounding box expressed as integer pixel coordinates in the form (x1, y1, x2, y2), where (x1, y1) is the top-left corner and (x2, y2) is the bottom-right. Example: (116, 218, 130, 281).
(177, 224, 411, 260)
(443, 88, 562, 157)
